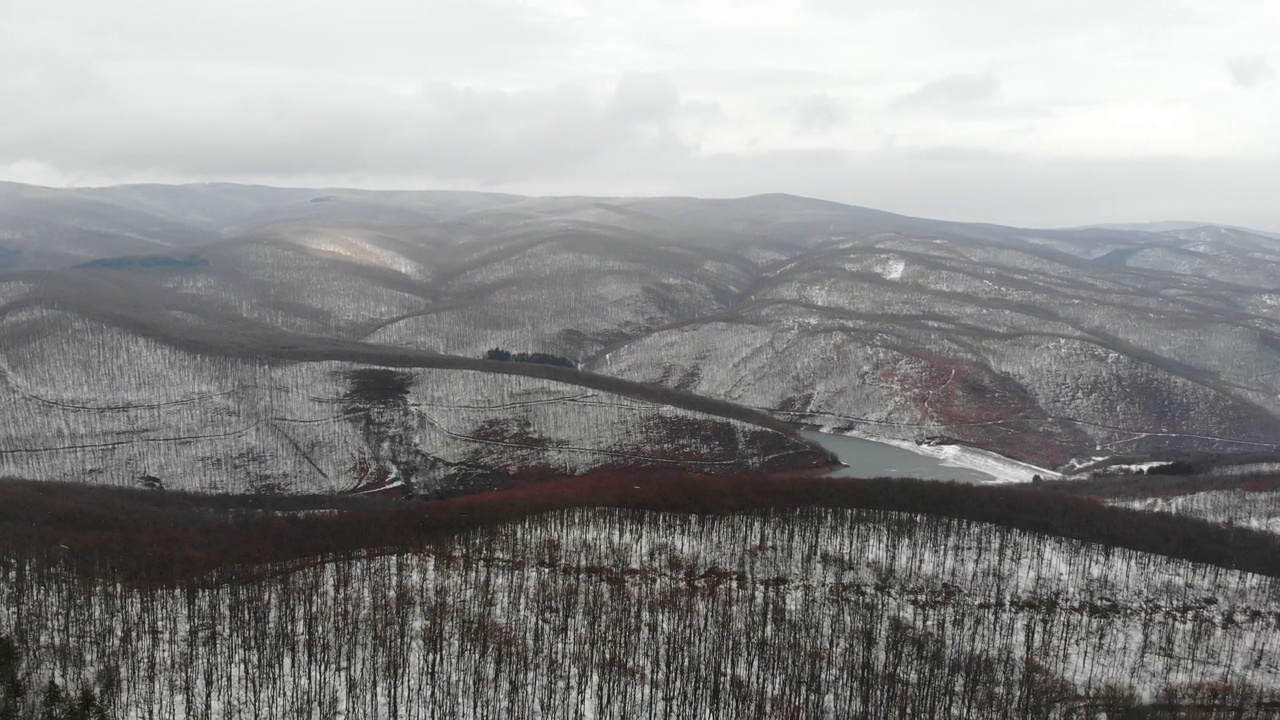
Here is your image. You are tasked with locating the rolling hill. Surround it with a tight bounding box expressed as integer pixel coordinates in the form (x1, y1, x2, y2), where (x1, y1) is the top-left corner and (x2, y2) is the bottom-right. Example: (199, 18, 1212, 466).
(3, 182, 1279, 488)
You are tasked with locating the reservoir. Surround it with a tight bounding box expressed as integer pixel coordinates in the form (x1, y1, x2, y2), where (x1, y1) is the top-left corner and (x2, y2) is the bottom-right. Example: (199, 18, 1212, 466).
(801, 430, 999, 483)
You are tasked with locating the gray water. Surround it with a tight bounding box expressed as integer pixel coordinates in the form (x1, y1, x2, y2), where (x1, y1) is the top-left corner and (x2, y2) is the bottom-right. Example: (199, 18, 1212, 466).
(801, 430, 997, 483)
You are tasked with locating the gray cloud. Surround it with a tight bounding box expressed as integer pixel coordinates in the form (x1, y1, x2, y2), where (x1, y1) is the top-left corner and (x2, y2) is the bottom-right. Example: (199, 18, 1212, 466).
(0, 74, 690, 184)
(793, 94, 847, 133)
(2, 0, 1279, 230)
(610, 73, 680, 123)
(1227, 55, 1276, 88)
(892, 73, 999, 111)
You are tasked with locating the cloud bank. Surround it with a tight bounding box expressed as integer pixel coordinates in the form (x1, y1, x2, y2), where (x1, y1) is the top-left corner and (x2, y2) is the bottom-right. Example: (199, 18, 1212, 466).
(1, 0, 1278, 229)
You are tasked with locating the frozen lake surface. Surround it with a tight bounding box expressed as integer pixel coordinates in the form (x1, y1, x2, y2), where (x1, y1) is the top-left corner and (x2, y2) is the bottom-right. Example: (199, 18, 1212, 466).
(802, 430, 1000, 483)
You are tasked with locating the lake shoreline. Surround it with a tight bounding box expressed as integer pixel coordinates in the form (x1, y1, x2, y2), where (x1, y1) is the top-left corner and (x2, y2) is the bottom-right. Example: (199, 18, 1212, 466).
(799, 426, 1060, 484)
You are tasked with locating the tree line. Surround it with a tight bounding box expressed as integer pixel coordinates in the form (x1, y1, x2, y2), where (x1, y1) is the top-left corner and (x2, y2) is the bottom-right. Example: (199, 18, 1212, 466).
(6, 470, 1280, 588)
(484, 347, 576, 368)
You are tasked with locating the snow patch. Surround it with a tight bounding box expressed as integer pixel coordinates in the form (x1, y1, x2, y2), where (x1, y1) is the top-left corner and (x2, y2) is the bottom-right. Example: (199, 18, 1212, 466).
(877, 256, 905, 280)
(911, 441, 1060, 484)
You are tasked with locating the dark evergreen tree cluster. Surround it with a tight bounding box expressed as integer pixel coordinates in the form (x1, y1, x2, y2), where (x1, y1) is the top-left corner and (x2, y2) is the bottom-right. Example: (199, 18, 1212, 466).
(78, 254, 207, 270)
(1144, 460, 1199, 476)
(1, 635, 111, 720)
(484, 347, 575, 368)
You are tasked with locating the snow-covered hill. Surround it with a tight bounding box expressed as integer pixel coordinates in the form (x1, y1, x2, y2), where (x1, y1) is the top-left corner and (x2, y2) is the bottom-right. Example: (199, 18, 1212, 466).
(3, 183, 1279, 474)
(0, 305, 823, 494)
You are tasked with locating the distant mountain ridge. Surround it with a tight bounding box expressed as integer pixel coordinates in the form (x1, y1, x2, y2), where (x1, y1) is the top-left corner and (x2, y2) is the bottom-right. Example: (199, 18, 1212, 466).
(1081, 220, 1280, 239)
(3, 182, 1279, 488)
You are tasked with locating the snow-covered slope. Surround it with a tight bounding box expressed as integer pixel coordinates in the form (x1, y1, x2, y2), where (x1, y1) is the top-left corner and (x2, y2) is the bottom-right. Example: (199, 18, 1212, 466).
(4, 183, 1280, 473)
(1115, 490, 1280, 535)
(595, 239, 1280, 467)
(0, 305, 822, 494)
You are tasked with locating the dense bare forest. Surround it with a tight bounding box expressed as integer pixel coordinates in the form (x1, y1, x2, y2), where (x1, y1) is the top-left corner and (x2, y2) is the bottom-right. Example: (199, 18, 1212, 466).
(3, 506, 1279, 719)
(4, 476, 1280, 718)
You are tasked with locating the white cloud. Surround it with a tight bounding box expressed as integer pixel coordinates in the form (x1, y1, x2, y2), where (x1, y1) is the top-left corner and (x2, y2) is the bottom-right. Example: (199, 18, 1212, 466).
(1227, 55, 1276, 88)
(892, 73, 1000, 110)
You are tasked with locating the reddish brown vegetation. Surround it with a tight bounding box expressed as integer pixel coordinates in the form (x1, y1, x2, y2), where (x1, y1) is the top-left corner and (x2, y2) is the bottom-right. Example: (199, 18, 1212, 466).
(6, 469, 1280, 587)
(877, 352, 1072, 466)
(1239, 478, 1280, 493)
(348, 452, 400, 494)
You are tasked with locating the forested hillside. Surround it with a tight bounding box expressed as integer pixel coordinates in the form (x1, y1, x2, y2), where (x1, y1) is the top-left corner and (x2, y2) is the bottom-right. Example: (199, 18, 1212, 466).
(5, 183, 1278, 476)
(0, 305, 824, 494)
(3, 507, 1278, 719)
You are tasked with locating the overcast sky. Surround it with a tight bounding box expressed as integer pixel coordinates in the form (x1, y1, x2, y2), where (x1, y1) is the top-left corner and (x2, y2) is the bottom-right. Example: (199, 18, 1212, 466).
(3, 0, 1278, 228)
